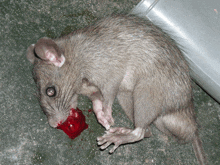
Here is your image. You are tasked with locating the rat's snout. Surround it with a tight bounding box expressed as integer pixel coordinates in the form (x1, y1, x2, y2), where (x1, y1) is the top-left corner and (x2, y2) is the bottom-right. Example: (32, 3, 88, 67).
(47, 113, 68, 128)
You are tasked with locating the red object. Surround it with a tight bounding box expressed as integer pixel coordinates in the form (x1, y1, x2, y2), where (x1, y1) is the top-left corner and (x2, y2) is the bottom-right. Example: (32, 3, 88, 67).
(57, 108, 88, 139)
(88, 109, 93, 113)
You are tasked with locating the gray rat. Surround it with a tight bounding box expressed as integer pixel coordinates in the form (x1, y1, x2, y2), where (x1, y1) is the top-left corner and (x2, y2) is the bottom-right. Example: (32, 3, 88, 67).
(27, 15, 207, 164)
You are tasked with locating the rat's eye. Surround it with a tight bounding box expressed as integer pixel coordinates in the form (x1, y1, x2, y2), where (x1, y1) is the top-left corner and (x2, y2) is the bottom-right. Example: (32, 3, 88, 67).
(46, 86, 56, 97)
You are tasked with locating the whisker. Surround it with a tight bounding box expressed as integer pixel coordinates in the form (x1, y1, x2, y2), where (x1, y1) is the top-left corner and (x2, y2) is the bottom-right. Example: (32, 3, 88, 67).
(57, 77, 75, 112)
(46, 100, 57, 115)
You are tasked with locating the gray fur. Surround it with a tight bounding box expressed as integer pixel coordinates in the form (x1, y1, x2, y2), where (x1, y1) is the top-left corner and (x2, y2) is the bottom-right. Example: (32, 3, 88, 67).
(27, 15, 207, 164)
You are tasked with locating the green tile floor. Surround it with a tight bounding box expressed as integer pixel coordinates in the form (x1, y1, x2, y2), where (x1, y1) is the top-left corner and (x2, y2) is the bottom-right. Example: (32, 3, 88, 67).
(0, 0, 219, 164)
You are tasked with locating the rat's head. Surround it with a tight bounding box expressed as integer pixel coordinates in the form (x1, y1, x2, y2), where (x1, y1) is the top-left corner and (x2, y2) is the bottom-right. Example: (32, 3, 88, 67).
(27, 37, 78, 128)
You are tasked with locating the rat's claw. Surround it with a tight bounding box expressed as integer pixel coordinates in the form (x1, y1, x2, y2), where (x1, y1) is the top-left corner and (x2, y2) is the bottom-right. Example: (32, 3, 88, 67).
(100, 141, 112, 150)
(109, 144, 119, 154)
(97, 131, 120, 153)
(97, 137, 106, 145)
(97, 134, 119, 153)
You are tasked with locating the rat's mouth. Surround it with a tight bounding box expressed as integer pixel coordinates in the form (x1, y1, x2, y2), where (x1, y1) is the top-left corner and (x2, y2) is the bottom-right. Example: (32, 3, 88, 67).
(56, 108, 88, 139)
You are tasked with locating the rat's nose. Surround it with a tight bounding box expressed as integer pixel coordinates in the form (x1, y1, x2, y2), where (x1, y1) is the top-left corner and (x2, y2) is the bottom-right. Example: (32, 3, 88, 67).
(48, 115, 67, 128)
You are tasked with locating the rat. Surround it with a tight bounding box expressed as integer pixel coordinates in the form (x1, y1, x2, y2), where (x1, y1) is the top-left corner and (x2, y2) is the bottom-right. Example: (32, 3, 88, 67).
(27, 15, 207, 164)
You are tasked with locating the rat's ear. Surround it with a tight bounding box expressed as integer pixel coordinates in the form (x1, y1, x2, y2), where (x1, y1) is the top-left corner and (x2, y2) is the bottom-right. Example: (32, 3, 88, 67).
(26, 44, 36, 64)
(27, 37, 65, 67)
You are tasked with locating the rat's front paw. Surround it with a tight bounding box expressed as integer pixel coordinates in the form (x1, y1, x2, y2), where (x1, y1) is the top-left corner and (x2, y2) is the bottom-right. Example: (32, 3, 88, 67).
(105, 113, 114, 126)
(96, 111, 111, 130)
(92, 100, 114, 130)
(102, 105, 114, 126)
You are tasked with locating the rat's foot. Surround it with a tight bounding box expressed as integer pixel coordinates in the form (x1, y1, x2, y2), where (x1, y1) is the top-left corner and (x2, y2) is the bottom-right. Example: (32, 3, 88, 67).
(92, 100, 114, 130)
(97, 127, 145, 153)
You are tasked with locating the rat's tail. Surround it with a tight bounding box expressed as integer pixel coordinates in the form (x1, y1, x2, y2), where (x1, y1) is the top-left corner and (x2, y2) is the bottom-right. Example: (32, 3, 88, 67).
(192, 132, 207, 165)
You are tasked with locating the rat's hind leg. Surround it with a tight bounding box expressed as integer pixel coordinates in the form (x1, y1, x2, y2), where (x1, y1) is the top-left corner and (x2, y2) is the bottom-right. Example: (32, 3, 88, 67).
(153, 109, 198, 142)
(117, 91, 134, 122)
(117, 91, 152, 137)
(97, 80, 161, 153)
(154, 106, 207, 165)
